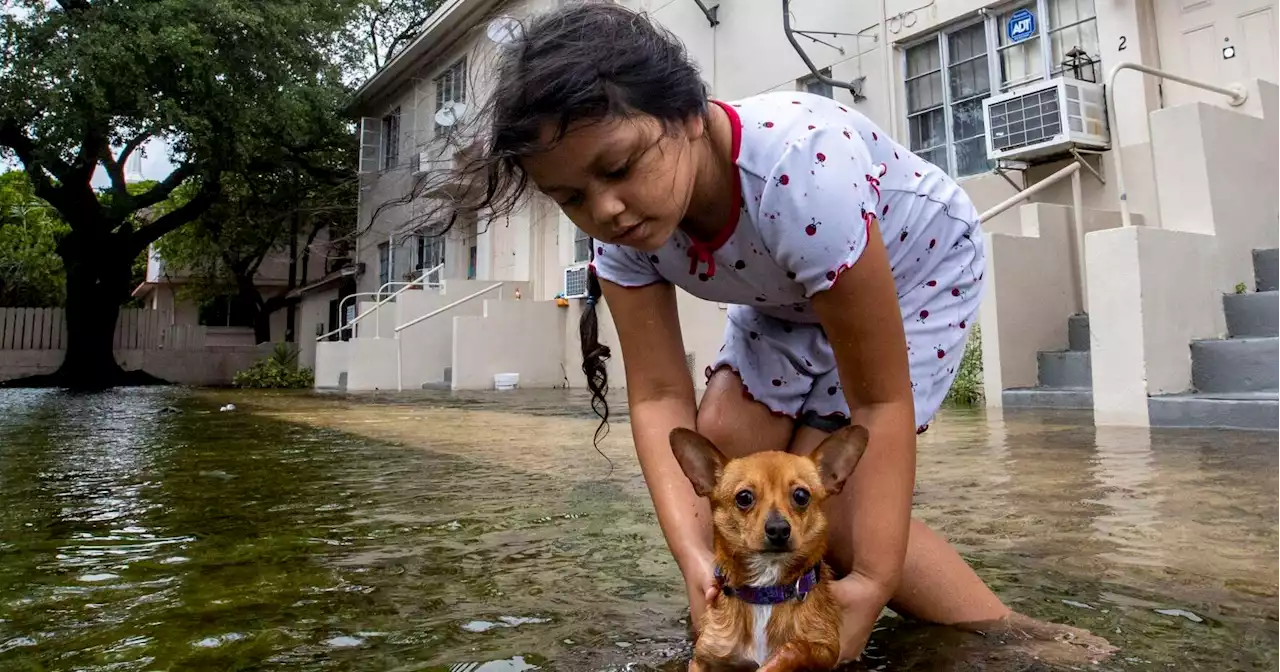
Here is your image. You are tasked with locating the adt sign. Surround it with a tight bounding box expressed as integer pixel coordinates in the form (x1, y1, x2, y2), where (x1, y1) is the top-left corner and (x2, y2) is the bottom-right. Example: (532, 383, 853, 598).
(1007, 8, 1036, 43)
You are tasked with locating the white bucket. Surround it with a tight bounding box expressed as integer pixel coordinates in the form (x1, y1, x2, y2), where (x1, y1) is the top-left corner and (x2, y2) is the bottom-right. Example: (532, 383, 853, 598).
(494, 372, 520, 390)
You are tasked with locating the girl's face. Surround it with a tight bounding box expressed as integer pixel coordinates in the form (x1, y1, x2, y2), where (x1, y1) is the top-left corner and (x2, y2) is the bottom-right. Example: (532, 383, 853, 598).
(520, 114, 704, 253)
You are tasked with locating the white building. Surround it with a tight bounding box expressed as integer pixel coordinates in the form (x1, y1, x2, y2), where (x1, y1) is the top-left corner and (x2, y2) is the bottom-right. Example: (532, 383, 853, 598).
(307, 0, 1278, 430)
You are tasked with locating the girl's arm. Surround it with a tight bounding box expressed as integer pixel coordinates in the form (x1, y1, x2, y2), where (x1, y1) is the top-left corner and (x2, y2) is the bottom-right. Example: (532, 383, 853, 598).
(599, 279, 715, 580)
(810, 218, 917, 657)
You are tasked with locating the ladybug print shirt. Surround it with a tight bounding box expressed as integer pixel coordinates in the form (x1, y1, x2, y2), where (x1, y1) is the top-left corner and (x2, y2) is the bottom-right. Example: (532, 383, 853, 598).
(592, 90, 982, 325)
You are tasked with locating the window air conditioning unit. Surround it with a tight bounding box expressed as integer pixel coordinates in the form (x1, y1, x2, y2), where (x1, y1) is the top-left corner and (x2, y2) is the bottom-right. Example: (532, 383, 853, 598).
(563, 263, 590, 299)
(983, 77, 1109, 162)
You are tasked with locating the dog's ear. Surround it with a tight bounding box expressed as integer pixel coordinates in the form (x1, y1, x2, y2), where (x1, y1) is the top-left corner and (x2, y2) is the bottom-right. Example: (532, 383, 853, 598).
(670, 428, 728, 498)
(809, 424, 869, 496)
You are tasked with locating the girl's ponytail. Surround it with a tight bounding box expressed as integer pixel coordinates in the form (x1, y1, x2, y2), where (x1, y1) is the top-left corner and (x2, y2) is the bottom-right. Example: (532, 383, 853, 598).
(580, 264, 611, 451)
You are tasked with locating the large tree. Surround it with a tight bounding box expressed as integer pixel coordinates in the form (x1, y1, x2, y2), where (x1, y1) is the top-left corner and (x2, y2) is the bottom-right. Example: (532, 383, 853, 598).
(0, 0, 359, 389)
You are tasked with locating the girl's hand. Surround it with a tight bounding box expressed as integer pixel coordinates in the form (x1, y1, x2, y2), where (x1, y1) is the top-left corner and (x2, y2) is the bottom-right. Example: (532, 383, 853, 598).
(830, 572, 894, 663)
(683, 549, 720, 638)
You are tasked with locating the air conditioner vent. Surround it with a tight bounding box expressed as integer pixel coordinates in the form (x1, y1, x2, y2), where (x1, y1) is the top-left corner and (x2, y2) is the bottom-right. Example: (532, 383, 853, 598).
(563, 264, 590, 299)
(983, 77, 1109, 163)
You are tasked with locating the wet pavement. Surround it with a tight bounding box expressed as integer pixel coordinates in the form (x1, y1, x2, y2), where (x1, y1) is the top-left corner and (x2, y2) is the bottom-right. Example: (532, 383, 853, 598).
(0, 387, 1274, 670)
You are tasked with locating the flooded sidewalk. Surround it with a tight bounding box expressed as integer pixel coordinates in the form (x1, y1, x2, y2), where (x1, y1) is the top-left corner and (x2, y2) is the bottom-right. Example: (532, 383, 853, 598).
(0, 387, 1274, 670)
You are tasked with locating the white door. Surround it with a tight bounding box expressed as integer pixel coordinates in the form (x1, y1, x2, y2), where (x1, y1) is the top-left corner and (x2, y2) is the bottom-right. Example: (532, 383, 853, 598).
(1156, 0, 1277, 107)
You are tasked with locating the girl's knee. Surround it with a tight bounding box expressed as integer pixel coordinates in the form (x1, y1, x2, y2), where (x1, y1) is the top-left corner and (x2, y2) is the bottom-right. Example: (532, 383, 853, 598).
(696, 368, 792, 458)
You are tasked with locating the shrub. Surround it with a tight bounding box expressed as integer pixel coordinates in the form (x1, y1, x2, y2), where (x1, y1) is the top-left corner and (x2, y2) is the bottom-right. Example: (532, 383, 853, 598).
(232, 342, 314, 389)
(943, 324, 984, 406)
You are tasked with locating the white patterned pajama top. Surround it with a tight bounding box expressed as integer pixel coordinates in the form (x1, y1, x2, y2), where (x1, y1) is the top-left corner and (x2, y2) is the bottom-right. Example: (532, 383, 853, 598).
(592, 91, 986, 434)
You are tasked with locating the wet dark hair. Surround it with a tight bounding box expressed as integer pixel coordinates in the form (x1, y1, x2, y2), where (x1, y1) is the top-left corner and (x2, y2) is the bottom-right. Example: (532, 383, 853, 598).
(375, 3, 708, 450)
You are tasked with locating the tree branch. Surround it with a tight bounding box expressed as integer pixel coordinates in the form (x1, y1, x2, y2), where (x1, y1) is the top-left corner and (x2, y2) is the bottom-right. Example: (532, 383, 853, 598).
(128, 181, 219, 253)
(54, 0, 92, 12)
(132, 162, 198, 211)
(98, 144, 128, 201)
(118, 128, 155, 170)
(0, 118, 74, 191)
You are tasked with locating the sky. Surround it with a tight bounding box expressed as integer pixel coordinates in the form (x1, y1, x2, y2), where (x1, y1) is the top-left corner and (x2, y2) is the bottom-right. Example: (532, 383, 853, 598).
(1, 136, 177, 187)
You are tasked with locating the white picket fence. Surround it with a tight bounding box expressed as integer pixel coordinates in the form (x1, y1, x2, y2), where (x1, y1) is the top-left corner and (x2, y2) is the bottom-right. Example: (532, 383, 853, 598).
(0, 307, 207, 351)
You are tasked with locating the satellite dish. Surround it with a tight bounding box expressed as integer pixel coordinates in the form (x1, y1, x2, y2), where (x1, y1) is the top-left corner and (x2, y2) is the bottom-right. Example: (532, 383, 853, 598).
(434, 100, 468, 128)
(486, 16, 523, 46)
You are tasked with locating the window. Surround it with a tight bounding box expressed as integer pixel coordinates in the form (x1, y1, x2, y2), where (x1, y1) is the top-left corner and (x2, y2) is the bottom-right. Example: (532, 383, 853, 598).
(378, 242, 390, 288)
(434, 59, 467, 137)
(198, 294, 255, 328)
(467, 245, 477, 280)
(415, 233, 445, 271)
(573, 227, 592, 264)
(381, 107, 400, 170)
(1047, 0, 1098, 78)
(903, 0, 1099, 178)
(799, 68, 834, 98)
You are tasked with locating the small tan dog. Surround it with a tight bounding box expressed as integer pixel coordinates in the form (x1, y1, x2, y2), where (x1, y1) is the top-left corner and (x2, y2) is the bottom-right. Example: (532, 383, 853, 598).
(670, 425, 869, 671)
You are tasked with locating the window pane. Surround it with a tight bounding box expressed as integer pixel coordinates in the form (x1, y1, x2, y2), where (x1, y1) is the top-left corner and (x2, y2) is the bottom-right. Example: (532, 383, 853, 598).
(1000, 37, 1043, 88)
(1049, 0, 1096, 28)
(906, 40, 940, 78)
(948, 23, 986, 62)
(907, 72, 944, 113)
(908, 109, 946, 152)
(951, 96, 988, 141)
(1050, 19, 1099, 74)
(916, 146, 949, 173)
(954, 137, 992, 177)
(949, 56, 990, 100)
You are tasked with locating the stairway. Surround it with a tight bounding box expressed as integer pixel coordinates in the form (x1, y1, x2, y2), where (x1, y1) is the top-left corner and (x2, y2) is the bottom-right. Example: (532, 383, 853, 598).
(1148, 249, 1279, 431)
(1002, 314, 1093, 409)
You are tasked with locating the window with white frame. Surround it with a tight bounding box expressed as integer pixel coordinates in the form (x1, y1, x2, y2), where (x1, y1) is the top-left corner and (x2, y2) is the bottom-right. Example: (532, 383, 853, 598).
(378, 242, 390, 287)
(434, 59, 467, 137)
(415, 233, 445, 272)
(381, 107, 400, 170)
(904, 0, 1099, 178)
(573, 227, 592, 264)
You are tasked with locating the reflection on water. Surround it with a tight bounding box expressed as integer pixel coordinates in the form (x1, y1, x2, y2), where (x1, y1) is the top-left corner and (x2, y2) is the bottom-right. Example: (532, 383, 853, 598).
(0, 388, 1274, 671)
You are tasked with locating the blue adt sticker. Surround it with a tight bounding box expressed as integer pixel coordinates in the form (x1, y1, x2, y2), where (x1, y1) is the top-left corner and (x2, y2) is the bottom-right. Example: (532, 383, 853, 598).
(1007, 8, 1036, 43)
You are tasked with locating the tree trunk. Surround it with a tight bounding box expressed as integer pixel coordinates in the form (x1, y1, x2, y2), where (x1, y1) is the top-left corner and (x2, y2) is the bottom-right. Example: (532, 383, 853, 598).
(50, 229, 158, 389)
(285, 213, 299, 343)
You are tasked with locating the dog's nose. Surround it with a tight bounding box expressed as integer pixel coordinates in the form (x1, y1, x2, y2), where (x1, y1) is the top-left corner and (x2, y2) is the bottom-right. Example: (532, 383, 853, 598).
(764, 512, 791, 546)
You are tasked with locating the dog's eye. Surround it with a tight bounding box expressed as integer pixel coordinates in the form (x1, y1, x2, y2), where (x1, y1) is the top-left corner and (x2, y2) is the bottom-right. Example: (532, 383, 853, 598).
(734, 490, 754, 510)
(792, 488, 811, 507)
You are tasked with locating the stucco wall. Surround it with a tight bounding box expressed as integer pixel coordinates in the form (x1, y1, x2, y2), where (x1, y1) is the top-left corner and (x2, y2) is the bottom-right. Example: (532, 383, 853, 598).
(452, 299, 567, 389)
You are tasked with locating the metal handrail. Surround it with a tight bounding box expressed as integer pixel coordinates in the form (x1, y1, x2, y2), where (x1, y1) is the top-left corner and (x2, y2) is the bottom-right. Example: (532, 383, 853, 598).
(394, 281, 506, 391)
(1106, 61, 1248, 229)
(979, 162, 1088, 312)
(377, 264, 443, 298)
(315, 263, 444, 341)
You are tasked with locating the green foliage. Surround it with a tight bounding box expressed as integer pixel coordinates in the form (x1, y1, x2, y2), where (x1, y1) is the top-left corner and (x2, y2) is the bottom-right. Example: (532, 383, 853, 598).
(1234, 282, 1248, 295)
(233, 343, 314, 389)
(944, 324, 984, 407)
(335, 0, 448, 84)
(0, 171, 68, 306)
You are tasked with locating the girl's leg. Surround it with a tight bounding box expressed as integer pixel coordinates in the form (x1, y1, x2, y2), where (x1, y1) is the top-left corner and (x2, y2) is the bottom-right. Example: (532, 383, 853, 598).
(696, 367, 795, 459)
(789, 424, 1011, 625)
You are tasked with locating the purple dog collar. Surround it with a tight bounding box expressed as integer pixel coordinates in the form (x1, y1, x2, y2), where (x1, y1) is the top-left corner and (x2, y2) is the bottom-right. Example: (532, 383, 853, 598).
(714, 564, 822, 605)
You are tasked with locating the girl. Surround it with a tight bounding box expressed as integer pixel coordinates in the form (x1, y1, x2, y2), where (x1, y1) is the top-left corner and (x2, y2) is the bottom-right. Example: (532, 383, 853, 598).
(468, 2, 1112, 664)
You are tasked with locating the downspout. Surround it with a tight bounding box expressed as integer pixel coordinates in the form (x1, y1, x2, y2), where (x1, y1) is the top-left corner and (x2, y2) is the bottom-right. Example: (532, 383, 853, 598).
(881, 0, 897, 136)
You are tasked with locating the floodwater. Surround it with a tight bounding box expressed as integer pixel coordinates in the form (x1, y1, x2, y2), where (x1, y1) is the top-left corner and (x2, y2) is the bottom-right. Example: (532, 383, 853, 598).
(0, 387, 1274, 671)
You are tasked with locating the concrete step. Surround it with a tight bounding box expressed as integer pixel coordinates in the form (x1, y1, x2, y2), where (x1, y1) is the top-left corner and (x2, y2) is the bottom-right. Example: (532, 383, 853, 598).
(421, 381, 450, 390)
(1067, 313, 1090, 352)
(1224, 290, 1278, 337)
(1002, 387, 1093, 409)
(1190, 337, 1279, 392)
(1255, 248, 1278, 292)
(1038, 350, 1092, 388)
(1148, 390, 1278, 431)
